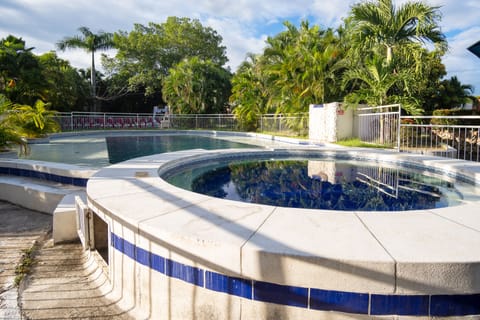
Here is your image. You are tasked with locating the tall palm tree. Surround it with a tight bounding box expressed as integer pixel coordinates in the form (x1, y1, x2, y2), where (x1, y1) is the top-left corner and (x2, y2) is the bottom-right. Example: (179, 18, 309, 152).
(342, 56, 413, 108)
(343, 55, 424, 144)
(56, 27, 113, 111)
(350, 0, 447, 64)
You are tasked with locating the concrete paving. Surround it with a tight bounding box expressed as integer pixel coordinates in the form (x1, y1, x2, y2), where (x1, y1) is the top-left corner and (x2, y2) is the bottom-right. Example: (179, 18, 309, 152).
(0, 201, 132, 320)
(0, 201, 51, 320)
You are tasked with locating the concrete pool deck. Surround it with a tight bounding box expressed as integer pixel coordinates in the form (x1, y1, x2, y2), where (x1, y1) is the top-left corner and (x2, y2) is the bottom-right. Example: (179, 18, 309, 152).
(86, 147, 480, 318)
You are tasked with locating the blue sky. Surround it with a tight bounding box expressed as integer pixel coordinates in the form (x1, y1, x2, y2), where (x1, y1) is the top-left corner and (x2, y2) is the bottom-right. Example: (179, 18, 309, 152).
(1, 0, 479, 94)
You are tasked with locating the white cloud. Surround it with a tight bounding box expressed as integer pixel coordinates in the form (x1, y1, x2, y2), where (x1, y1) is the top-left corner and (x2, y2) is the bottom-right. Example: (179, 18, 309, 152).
(311, 0, 353, 27)
(443, 26, 480, 92)
(205, 17, 267, 70)
(429, 0, 480, 33)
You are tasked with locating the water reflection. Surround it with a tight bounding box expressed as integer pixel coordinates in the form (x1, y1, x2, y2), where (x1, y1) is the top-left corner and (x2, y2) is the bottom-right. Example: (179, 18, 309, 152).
(177, 159, 466, 211)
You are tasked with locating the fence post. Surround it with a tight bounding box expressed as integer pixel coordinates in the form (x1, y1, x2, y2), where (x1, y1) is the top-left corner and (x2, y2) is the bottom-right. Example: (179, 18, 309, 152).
(397, 104, 401, 152)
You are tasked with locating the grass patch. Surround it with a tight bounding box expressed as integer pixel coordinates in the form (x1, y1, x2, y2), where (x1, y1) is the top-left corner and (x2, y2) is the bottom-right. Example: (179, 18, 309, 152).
(259, 131, 308, 139)
(336, 138, 392, 149)
(14, 245, 37, 286)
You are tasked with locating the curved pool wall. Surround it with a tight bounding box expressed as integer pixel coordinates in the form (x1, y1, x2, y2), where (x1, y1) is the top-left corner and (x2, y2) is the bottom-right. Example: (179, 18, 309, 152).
(86, 148, 480, 319)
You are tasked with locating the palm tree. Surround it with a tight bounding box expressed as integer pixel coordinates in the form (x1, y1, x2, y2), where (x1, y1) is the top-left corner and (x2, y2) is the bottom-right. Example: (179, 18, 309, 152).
(230, 54, 271, 131)
(349, 0, 447, 64)
(342, 56, 421, 114)
(0, 94, 27, 153)
(343, 56, 424, 144)
(10, 99, 60, 138)
(56, 27, 114, 111)
(434, 76, 475, 109)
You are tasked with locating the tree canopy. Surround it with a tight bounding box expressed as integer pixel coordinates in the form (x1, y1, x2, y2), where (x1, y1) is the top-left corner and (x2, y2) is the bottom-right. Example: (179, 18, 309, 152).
(230, 0, 465, 128)
(103, 17, 228, 98)
(162, 57, 231, 114)
(0, 35, 46, 105)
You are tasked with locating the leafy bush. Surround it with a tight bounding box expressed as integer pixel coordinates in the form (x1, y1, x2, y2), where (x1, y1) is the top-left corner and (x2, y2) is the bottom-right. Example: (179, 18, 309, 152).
(0, 125, 27, 153)
(9, 100, 60, 138)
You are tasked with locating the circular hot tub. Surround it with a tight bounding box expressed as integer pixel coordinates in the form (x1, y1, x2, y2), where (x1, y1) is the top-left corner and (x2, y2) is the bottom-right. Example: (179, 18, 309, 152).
(162, 156, 479, 212)
(87, 148, 480, 319)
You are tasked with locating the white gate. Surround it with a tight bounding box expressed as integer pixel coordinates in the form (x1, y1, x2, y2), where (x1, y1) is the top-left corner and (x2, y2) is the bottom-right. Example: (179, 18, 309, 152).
(357, 104, 401, 150)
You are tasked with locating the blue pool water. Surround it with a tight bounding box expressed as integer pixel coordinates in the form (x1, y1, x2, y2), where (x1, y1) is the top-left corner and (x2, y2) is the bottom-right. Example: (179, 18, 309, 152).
(105, 135, 255, 164)
(165, 158, 479, 211)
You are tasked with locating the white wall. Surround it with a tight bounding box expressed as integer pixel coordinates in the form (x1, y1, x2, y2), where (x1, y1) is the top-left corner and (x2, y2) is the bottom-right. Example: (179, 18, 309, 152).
(308, 102, 354, 142)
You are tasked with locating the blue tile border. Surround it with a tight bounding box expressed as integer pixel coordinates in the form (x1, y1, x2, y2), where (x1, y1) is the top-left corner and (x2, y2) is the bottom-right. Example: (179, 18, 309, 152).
(166, 258, 204, 287)
(310, 288, 369, 314)
(370, 294, 429, 316)
(110, 232, 480, 317)
(0, 166, 88, 187)
(254, 281, 309, 308)
(205, 271, 252, 299)
(431, 294, 480, 316)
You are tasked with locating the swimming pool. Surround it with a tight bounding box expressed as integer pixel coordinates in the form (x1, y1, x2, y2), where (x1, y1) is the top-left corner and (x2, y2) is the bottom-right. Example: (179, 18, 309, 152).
(20, 131, 262, 167)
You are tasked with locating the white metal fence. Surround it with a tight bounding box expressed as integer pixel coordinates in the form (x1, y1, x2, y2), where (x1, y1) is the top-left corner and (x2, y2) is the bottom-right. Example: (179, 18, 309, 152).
(56, 109, 480, 162)
(400, 116, 480, 162)
(55, 112, 238, 131)
(357, 104, 401, 149)
(357, 104, 480, 162)
(259, 113, 309, 136)
(56, 112, 307, 136)
(357, 105, 480, 162)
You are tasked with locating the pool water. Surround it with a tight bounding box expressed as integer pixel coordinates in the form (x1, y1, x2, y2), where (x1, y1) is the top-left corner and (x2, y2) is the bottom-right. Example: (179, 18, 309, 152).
(105, 135, 254, 164)
(165, 159, 480, 211)
(21, 134, 256, 167)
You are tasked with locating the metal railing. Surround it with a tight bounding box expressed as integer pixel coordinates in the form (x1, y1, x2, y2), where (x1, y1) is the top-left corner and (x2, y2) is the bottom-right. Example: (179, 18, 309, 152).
(400, 116, 480, 162)
(169, 114, 237, 131)
(55, 112, 307, 136)
(55, 112, 239, 132)
(357, 105, 480, 162)
(259, 113, 309, 137)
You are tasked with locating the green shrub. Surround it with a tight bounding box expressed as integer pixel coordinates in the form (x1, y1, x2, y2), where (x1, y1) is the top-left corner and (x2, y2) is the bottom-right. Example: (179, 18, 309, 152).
(431, 109, 480, 125)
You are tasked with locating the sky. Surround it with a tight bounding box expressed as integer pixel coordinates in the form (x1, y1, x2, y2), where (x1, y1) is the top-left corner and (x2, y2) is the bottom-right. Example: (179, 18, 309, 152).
(1, 0, 479, 94)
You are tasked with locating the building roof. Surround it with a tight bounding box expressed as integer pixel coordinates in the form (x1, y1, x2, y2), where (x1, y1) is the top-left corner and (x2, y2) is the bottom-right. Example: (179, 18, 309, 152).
(468, 40, 480, 59)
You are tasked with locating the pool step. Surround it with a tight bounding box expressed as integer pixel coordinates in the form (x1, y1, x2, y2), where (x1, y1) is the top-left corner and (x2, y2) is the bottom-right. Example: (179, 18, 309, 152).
(0, 159, 95, 214)
(0, 159, 96, 244)
(0, 175, 85, 214)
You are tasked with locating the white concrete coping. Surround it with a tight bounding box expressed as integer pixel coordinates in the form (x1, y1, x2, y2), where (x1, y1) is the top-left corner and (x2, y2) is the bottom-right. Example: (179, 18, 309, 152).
(0, 159, 96, 180)
(87, 147, 480, 295)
